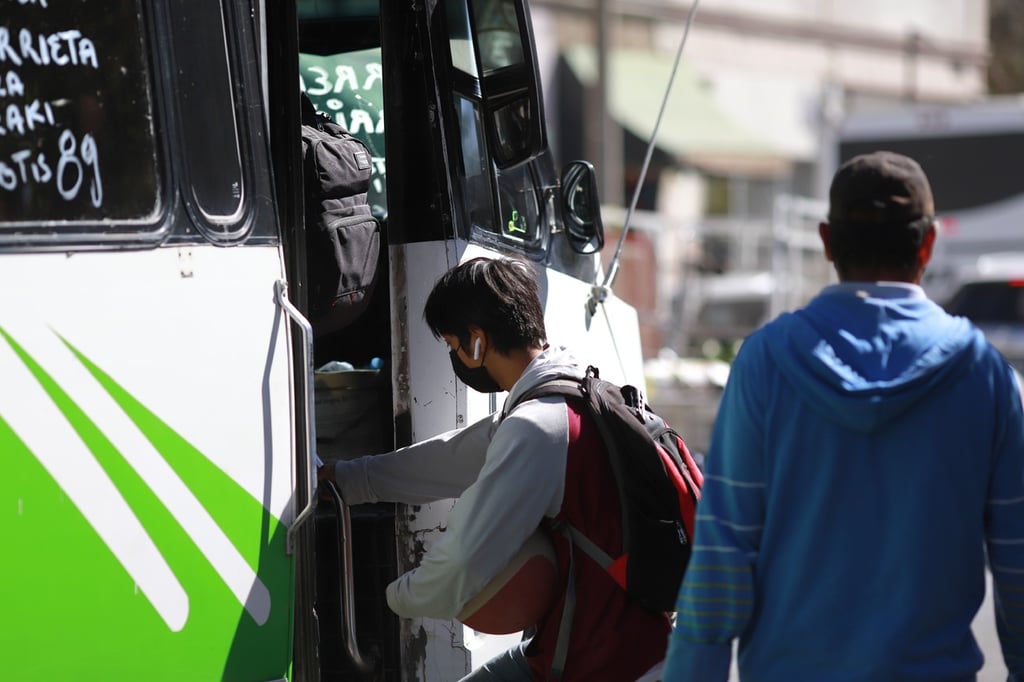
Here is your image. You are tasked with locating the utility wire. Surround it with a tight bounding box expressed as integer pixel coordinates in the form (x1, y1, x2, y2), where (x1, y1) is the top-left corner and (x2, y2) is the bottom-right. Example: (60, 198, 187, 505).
(589, 0, 701, 312)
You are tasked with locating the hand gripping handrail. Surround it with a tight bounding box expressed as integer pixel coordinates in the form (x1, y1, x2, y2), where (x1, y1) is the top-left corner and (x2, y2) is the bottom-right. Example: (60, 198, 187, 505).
(275, 281, 375, 674)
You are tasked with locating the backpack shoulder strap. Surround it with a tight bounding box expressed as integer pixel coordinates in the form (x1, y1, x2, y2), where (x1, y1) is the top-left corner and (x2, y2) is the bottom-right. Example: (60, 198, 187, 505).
(501, 376, 585, 420)
(506, 372, 622, 571)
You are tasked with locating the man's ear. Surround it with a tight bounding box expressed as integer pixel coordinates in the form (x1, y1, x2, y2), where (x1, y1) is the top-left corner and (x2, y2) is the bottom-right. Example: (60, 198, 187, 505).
(918, 221, 937, 268)
(819, 222, 834, 262)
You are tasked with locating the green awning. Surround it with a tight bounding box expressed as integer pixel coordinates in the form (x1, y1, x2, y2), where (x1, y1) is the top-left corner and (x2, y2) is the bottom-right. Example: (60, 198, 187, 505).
(563, 45, 788, 176)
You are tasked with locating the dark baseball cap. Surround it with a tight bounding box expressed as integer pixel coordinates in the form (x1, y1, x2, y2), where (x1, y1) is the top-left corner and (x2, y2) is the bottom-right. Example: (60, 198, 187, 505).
(828, 151, 935, 230)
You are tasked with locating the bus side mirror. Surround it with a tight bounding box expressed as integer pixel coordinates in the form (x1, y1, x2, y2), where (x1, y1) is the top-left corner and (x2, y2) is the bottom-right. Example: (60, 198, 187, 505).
(560, 161, 604, 254)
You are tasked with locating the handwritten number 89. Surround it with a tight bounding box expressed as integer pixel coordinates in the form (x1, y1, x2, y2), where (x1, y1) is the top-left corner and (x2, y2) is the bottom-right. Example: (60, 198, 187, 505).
(57, 130, 104, 208)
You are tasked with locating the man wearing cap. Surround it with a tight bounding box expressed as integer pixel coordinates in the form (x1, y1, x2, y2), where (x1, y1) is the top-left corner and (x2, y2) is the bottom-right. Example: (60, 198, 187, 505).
(662, 151, 1024, 681)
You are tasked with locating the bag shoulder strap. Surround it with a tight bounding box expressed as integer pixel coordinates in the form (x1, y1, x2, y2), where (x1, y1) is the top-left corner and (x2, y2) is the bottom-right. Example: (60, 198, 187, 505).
(506, 371, 621, 571)
(501, 376, 584, 420)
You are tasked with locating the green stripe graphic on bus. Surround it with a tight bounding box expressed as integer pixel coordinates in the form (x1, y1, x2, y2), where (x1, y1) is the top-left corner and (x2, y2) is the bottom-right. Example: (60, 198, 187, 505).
(1, 328, 293, 679)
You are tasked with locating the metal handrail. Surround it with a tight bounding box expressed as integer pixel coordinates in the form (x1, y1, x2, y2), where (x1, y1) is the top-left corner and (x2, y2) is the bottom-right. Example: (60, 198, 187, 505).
(323, 480, 376, 675)
(275, 279, 318, 554)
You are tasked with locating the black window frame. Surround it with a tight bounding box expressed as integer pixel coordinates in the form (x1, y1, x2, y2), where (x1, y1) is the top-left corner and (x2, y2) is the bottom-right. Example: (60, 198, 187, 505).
(0, 0, 171, 249)
(0, 0, 279, 250)
(441, 0, 550, 258)
(163, 0, 271, 244)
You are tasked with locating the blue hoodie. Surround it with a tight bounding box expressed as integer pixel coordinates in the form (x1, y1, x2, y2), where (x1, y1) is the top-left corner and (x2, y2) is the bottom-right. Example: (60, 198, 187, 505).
(663, 283, 1024, 682)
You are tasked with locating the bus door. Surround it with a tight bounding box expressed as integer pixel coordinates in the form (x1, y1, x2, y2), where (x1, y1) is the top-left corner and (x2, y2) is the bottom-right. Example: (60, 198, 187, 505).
(288, 0, 642, 679)
(1, 2, 300, 679)
(385, 1, 642, 673)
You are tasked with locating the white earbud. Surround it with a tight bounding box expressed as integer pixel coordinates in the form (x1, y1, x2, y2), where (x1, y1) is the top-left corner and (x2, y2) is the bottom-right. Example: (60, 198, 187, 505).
(473, 337, 481, 360)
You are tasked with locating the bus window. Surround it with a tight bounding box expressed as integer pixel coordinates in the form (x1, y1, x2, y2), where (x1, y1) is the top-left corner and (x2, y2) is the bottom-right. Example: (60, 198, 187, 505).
(447, 0, 480, 78)
(445, 0, 543, 168)
(494, 163, 542, 247)
(454, 95, 497, 233)
(473, 0, 525, 74)
(169, 0, 244, 227)
(447, 0, 525, 76)
(446, 0, 548, 252)
(454, 94, 543, 248)
(0, 0, 160, 231)
(454, 89, 544, 245)
(300, 49, 386, 218)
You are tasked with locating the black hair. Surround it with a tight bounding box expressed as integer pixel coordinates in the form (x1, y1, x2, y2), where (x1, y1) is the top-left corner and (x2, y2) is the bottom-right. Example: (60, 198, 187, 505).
(827, 218, 930, 280)
(423, 257, 547, 353)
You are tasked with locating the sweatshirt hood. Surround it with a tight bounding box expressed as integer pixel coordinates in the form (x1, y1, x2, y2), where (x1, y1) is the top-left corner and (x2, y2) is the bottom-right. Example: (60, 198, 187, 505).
(762, 283, 985, 432)
(504, 345, 585, 410)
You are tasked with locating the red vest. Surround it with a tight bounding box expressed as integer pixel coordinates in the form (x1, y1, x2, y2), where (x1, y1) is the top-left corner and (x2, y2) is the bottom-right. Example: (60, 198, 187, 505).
(526, 401, 670, 681)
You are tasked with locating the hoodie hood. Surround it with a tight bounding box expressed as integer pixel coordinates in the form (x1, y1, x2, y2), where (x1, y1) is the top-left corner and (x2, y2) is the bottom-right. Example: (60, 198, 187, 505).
(762, 282, 985, 432)
(504, 345, 585, 411)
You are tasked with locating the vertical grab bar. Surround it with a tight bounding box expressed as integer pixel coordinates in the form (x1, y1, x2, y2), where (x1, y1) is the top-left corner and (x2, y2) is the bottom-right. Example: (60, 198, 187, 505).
(276, 280, 375, 675)
(276, 280, 317, 554)
(324, 480, 377, 675)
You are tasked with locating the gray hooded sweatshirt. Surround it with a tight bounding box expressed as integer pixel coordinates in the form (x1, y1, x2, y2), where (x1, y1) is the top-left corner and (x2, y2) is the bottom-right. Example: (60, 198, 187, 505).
(331, 345, 584, 619)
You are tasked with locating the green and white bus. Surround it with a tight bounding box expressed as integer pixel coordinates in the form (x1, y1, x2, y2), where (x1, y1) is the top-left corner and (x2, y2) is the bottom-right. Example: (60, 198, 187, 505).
(0, 1, 642, 679)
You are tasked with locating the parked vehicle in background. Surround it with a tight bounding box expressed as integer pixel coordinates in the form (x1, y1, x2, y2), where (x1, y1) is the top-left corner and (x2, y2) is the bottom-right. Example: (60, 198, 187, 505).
(944, 253, 1024, 373)
(683, 271, 774, 360)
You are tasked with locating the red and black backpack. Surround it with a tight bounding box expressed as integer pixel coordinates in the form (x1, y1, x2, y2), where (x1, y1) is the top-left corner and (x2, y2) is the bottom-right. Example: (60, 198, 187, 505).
(505, 365, 703, 613)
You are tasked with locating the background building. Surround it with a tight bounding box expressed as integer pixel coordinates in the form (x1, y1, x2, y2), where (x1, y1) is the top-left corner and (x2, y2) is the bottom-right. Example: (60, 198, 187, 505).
(530, 0, 991, 362)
